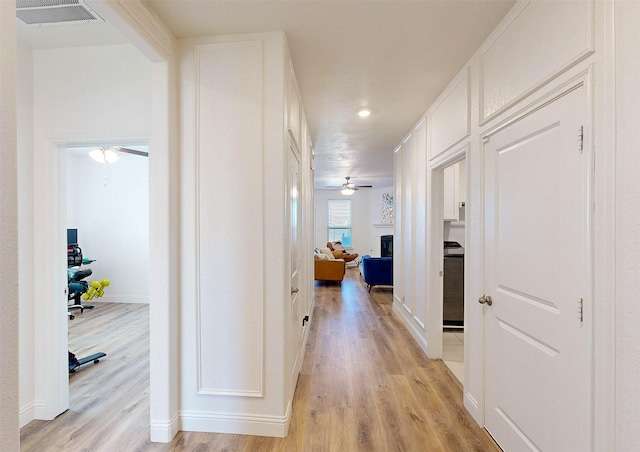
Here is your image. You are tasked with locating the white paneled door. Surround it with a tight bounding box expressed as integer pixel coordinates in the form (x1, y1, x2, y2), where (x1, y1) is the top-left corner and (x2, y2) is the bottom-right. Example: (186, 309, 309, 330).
(289, 143, 302, 387)
(482, 86, 591, 451)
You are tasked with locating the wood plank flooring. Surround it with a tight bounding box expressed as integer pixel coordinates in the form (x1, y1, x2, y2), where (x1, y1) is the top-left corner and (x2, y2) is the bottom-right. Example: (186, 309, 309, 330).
(20, 268, 499, 451)
(20, 302, 151, 451)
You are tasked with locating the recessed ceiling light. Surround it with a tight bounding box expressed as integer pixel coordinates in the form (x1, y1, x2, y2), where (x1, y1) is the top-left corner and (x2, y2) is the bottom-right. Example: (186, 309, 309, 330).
(358, 109, 371, 117)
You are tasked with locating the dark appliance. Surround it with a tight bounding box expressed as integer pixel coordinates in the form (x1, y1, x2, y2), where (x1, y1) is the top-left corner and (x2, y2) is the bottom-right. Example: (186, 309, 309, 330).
(443, 241, 464, 327)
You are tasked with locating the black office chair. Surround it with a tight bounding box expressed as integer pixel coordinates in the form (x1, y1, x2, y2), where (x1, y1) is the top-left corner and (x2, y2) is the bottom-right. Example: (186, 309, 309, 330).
(67, 244, 106, 372)
(67, 245, 94, 316)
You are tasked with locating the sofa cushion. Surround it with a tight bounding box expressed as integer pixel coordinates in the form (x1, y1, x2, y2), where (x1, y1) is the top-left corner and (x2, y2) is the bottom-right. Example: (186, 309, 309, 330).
(315, 253, 329, 260)
(319, 247, 335, 260)
(314, 257, 346, 281)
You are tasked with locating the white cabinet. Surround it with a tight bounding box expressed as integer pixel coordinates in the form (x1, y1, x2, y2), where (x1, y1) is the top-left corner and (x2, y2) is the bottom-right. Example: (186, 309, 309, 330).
(443, 160, 466, 221)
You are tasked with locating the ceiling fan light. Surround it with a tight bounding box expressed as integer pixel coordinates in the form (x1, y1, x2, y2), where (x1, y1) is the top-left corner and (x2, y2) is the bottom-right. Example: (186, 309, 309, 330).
(358, 108, 371, 117)
(89, 147, 119, 164)
(89, 148, 105, 163)
(104, 149, 119, 163)
(341, 187, 355, 195)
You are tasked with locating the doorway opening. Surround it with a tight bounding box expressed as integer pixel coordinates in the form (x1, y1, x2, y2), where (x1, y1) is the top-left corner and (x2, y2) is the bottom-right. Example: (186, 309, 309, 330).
(64, 143, 149, 409)
(441, 158, 466, 383)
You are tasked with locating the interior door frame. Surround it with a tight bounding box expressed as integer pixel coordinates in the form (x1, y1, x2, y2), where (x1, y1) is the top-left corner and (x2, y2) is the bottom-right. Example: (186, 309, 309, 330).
(39, 136, 149, 420)
(38, 141, 70, 420)
(426, 145, 468, 361)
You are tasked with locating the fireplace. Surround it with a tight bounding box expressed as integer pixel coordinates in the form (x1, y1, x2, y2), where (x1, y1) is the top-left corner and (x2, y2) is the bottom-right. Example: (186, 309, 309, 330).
(380, 235, 393, 257)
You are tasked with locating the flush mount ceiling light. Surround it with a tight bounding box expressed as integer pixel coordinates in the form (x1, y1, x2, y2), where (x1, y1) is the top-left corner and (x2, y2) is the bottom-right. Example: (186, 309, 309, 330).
(89, 147, 119, 164)
(358, 108, 371, 117)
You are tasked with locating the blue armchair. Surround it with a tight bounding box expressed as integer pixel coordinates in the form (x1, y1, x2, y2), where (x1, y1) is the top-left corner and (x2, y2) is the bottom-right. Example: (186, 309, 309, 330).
(361, 255, 393, 292)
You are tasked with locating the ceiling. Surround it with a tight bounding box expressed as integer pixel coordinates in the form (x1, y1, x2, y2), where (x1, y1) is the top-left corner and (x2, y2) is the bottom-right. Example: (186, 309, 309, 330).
(17, 0, 515, 189)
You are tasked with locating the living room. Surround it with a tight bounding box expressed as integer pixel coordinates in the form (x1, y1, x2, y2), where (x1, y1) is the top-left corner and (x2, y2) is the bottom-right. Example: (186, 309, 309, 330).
(314, 186, 394, 258)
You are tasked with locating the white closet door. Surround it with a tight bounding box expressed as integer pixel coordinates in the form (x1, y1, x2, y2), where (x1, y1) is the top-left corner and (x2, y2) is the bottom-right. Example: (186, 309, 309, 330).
(483, 86, 591, 451)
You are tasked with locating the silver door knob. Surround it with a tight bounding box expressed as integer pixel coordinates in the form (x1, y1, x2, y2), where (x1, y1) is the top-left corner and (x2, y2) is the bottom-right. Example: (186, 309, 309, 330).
(291, 288, 299, 294)
(478, 295, 493, 306)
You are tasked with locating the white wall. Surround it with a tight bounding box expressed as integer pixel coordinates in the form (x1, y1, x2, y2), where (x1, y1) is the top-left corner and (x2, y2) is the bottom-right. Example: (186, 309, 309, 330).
(444, 222, 465, 248)
(368, 186, 395, 256)
(25, 43, 152, 423)
(615, 1, 640, 449)
(179, 32, 314, 437)
(393, 121, 430, 355)
(17, 41, 35, 427)
(0, 1, 19, 447)
(66, 151, 149, 304)
(314, 189, 367, 251)
(314, 187, 393, 257)
(33, 44, 152, 138)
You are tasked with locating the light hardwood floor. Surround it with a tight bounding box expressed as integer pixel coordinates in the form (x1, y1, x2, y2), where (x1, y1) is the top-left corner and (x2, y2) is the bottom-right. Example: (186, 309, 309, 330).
(21, 268, 499, 451)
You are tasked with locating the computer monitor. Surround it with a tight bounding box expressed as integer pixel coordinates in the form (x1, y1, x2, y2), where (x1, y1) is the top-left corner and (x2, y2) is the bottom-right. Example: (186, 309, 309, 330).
(67, 228, 78, 245)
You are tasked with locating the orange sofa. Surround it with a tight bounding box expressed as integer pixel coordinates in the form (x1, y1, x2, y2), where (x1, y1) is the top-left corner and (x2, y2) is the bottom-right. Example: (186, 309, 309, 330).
(314, 248, 346, 282)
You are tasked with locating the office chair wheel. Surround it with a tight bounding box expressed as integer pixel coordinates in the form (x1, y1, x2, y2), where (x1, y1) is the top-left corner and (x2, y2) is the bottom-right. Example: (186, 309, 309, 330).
(69, 314, 75, 320)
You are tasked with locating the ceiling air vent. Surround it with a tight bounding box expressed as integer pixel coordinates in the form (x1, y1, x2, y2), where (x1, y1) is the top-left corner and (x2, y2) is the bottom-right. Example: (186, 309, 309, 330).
(16, 0, 104, 26)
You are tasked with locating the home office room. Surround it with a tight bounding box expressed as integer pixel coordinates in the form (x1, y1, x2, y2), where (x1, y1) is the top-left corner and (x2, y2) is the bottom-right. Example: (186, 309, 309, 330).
(65, 144, 149, 369)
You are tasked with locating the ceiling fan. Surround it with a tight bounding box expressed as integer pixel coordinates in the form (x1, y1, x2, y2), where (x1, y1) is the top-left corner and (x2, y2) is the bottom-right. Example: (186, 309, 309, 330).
(89, 146, 148, 163)
(327, 177, 373, 195)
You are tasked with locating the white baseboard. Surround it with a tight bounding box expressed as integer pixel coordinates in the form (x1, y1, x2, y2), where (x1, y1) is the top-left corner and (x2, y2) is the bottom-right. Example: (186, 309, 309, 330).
(180, 407, 290, 438)
(464, 392, 482, 426)
(20, 401, 37, 428)
(392, 301, 430, 357)
(301, 296, 315, 354)
(150, 412, 180, 443)
(32, 400, 53, 422)
(92, 296, 150, 304)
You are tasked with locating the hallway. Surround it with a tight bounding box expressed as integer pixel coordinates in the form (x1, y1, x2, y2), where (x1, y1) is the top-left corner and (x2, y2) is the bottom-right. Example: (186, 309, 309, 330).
(20, 267, 497, 451)
(295, 267, 498, 450)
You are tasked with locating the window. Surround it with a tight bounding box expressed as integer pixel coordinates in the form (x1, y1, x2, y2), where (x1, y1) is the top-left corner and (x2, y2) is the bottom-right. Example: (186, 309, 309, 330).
(327, 199, 352, 247)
